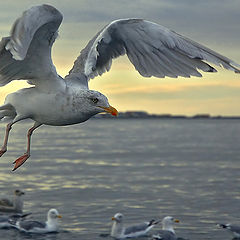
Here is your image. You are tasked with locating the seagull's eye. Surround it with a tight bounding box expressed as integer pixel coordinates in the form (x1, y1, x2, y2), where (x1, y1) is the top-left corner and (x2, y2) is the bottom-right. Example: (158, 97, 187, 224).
(91, 98, 99, 104)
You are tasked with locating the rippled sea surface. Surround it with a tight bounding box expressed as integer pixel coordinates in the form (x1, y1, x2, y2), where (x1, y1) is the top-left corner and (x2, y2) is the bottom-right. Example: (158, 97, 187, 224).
(0, 119, 239, 240)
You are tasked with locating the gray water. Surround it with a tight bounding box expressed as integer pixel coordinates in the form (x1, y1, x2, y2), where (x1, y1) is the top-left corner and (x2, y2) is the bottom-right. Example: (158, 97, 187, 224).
(0, 119, 239, 240)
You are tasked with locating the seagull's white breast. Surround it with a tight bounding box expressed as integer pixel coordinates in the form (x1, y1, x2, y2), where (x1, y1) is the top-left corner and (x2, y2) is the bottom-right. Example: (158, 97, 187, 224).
(5, 87, 95, 126)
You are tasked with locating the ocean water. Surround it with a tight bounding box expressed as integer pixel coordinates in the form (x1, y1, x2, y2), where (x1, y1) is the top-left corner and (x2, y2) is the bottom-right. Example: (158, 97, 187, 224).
(0, 118, 239, 240)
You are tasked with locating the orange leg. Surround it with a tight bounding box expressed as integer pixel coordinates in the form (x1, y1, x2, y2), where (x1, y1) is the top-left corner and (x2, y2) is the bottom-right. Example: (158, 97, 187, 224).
(12, 122, 42, 171)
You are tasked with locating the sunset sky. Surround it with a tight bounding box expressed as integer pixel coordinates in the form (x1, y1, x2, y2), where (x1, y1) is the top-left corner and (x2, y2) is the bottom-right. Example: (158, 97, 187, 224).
(0, 0, 239, 115)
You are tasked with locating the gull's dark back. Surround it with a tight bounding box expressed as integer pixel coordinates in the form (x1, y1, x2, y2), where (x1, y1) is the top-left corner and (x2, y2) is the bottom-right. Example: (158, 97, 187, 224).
(18, 220, 46, 231)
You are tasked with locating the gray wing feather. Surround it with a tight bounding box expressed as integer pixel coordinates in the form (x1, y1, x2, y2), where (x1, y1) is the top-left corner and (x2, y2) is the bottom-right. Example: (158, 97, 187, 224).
(124, 222, 151, 235)
(67, 19, 240, 82)
(0, 5, 63, 87)
(19, 220, 46, 230)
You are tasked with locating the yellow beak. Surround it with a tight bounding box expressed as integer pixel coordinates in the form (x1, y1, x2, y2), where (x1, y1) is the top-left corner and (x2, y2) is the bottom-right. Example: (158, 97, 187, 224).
(100, 105, 118, 116)
(57, 215, 62, 218)
(174, 219, 180, 223)
(112, 217, 116, 221)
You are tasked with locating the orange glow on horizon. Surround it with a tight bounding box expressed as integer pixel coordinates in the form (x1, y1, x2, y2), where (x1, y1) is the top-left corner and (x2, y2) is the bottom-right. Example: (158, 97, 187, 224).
(0, 58, 239, 116)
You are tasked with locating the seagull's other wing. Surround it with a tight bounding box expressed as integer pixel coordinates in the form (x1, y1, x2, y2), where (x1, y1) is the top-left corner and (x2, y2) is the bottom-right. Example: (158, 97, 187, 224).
(66, 19, 240, 83)
(124, 221, 155, 237)
(0, 5, 63, 90)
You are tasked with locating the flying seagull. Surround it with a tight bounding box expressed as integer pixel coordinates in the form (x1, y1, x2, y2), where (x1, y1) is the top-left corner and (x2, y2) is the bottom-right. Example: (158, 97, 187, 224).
(111, 212, 159, 238)
(0, 4, 239, 171)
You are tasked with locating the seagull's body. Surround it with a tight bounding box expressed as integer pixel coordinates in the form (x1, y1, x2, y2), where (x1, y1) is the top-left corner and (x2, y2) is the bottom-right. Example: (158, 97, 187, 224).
(15, 208, 61, 234)
(0, 4, 239, 170)
(0, 190, 24, 213)
(218, 223, 240, 238)
(5, 87, 102, 126)
(111, 212, 158, 239)
(152, 216, 179, 240)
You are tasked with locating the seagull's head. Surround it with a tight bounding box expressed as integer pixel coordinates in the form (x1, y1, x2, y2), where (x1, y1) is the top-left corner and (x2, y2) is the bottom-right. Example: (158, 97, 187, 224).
(47, 208, 62, 221)
(162, 216, 179, 231)
(112, 213, 124, 223)
(82, 90, 118, 117)
(14, 189, 25, 196)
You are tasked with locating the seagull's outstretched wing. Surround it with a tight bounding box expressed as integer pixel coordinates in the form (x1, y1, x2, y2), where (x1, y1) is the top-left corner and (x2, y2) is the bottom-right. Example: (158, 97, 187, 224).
(66, 19, 240, 82)
(0, 5, 63, 89)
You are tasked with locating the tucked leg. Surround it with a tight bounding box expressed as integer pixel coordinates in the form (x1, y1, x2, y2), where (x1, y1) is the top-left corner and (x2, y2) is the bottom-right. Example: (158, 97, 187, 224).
(13, 122, 42, 171)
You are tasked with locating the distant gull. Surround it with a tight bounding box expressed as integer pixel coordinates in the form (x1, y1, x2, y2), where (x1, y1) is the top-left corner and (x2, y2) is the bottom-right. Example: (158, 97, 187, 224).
(0, 4, 239, 171)
(217, 223, 240, 238)
(0, 212, 31, 228)
(111, 212, 159, 238)
(14, 208, 61, 234)
(152, 216, 179, 240)
(0, 189, 24, 213)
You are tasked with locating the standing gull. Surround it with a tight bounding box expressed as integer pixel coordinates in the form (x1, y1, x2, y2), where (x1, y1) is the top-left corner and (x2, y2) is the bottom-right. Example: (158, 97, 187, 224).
(111, 212, 158, 238)
(0, 5, 239, 171)
(0, 189, 24, 213)
(14, 208, 61, 233)
(152, 216, 179, 240)
(218, 223, 240, 238)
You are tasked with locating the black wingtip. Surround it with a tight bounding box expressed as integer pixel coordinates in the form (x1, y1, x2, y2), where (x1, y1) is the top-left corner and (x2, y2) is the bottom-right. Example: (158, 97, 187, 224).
(148, 219, 161, 226)
(148, 219, 156, 226)
(208, 66, 217, 72)
(217, 223, 227, 229)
